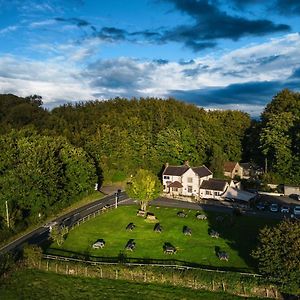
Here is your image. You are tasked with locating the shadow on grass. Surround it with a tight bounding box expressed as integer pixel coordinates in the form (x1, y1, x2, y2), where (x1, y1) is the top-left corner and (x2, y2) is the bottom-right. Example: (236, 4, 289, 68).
(203, 206, 279, 271)
(45, 247, 252, 272)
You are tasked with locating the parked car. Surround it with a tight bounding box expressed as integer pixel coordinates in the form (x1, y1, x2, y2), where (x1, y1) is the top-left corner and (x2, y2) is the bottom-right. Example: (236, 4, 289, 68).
(256, 202, 265, 211)
(270, 203, 279, 212)
(289, 194, 300, 201)
(293, 206, 300, 215)
(280, 205, 290, 213)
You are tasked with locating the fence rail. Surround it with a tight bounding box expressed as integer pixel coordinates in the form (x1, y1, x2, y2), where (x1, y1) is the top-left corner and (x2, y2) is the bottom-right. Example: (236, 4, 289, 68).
(42, 254, 261, 277)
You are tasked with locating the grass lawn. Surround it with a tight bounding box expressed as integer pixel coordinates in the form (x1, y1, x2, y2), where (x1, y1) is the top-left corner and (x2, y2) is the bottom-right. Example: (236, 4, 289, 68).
(46, 205, 278, 272)
(0, 269, 265, 300)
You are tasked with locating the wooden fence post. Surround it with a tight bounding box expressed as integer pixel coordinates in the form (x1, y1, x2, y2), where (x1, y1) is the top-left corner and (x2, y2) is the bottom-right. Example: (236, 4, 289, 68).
(46, 261, 49, 271)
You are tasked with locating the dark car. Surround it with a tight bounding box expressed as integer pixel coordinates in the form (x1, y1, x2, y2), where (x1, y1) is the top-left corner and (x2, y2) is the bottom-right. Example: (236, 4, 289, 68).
(256, 202, 265, 210)
(289, 194, 300, 201)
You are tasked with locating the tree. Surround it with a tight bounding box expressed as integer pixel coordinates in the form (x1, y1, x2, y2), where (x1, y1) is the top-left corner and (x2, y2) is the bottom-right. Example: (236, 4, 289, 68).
(252, 219, 300, 291)
(23, 244, 43, 267)
(50, 225, 69, 246)
(126, 169, 162, 211)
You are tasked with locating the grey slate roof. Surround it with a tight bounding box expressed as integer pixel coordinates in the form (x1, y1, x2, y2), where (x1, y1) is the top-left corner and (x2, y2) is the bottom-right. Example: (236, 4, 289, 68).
(192, 165, 212, 177)
(163, 165, 189, 176)
(200, 179, 228, 191)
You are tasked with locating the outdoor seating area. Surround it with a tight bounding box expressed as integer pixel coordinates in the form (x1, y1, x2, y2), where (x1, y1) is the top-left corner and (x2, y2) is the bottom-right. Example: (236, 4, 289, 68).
(177, 211, 187, 218)
(146, 212, 157, 221)
(210, 230, 220, 238)
(196, 214, 207, 220)
(136, 210, 146, 217)
(183, 226, 192, 236)
(125, 239, 136, 251)
(218, 251, 229, 261)
(92, 239, 105, 249)
(126, 223, 136, 231)
(163, 243, 176, 254)
(154, 223, 163, 233)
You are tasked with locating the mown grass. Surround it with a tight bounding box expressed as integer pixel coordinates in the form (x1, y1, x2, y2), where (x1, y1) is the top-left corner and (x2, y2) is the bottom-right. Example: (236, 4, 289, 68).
(47, 205, 278, 272)
(0, 269, 264, 300)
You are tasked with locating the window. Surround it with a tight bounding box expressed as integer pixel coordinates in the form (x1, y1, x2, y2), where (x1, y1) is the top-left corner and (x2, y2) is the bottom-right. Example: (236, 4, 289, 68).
(172, 187, 178, 192)
(187, 177, 193, 183)
(188, 186, 192, 193)
(164, 175, 170, 180)
(214, 191, 218, 196)
(205, 190, 212, 195)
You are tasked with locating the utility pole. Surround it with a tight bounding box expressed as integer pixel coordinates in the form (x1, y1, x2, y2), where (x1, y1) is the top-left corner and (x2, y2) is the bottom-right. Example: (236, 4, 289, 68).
(115, 193, 118, 208)
(5, 201, 10, 228)
(265, 157, 268, 173)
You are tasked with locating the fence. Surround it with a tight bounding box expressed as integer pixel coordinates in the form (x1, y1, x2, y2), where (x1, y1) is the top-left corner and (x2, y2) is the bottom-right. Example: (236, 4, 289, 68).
(68, 203, 115, 231)
(36, 257, 280, 299)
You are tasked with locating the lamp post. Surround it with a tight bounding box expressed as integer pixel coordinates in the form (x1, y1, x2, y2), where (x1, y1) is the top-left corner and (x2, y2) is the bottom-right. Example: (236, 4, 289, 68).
(5, 200, 10, 228)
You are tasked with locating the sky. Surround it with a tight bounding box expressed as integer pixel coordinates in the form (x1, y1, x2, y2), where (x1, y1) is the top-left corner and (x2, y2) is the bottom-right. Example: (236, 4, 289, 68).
(0, 0, 300, 117)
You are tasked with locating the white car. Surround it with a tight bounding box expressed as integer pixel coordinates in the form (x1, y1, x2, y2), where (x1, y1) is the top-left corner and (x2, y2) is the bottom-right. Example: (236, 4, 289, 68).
(270, 203, 279, 212)
(280, 205, 290, 213)
(293, 206, 300, 215)
(44, 221, 58, 231)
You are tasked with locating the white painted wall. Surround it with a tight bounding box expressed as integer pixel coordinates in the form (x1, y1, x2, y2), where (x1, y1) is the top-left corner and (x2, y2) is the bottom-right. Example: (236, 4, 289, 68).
(181, 168, 198, 196)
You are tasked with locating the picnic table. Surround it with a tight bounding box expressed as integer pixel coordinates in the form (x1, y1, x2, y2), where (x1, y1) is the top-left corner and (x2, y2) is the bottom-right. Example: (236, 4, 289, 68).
(92, 239, 105, 249)
(125, 240, 136, 251)
(154, 223, 163, 233)
(218, 251, 229, 261)
(210, 230, 220, 238)
(126, 223, 136, 231)
(177, 211, 187, 218)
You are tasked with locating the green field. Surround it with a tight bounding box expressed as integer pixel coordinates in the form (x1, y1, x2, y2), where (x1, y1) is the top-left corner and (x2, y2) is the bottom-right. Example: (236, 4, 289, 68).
(46, 205, 278, 272)
(0, 269, 264, 300)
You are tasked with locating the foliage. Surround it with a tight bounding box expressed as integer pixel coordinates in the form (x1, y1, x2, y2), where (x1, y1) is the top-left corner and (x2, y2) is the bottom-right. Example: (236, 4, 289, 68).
(258, 89, 300, 183)
(22, 244, 43, 267)
(50, 225, 69, 246)
(252, 219, 300, 292)
(0, 130, 96, 239)
(126, 169, 162, 211)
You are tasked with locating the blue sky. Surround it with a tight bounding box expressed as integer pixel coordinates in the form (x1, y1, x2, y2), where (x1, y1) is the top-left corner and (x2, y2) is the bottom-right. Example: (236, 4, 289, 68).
(0, 0, 300, 116)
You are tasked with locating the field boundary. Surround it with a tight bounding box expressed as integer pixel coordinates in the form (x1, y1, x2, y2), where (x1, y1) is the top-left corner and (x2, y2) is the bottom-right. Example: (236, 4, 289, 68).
(42, 253, 260, 277)
(35, 257, 279, 299)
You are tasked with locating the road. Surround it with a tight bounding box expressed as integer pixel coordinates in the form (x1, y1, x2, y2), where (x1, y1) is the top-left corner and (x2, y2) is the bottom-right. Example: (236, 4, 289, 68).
(0, 192, 294, 255)
(151, 197, 290, 220)
(0, 192, 128, 255)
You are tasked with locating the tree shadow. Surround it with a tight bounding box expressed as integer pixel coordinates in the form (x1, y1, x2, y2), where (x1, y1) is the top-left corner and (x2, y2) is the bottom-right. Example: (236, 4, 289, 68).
(203, 207, 279, 271)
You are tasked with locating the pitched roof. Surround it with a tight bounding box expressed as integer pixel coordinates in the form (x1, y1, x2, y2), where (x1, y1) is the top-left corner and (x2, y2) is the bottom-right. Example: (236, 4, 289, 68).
(168, 181, 183, 188)
(192, 165, 212, 177)
(224, 162, 238, 172)
(163, 165, 189, 176)
(200, 179, 228, 191)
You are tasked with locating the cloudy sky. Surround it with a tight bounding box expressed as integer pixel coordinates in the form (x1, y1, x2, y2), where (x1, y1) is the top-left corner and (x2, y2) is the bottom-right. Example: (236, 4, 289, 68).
(1, 0, 300, 116)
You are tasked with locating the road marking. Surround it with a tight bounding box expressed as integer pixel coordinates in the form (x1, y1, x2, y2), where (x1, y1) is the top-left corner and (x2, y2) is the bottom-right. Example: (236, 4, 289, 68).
(86, 204, 101, 210)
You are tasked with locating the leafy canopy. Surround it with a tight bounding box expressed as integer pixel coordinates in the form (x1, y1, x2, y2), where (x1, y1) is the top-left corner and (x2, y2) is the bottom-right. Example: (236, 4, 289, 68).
(252, 219, 300, 292)
(126, 169, 162, 211)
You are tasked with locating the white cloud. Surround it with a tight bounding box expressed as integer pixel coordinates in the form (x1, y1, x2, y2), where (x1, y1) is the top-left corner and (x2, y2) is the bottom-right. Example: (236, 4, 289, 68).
(1, 33, 300, 115)
(0, 25, 18, 35)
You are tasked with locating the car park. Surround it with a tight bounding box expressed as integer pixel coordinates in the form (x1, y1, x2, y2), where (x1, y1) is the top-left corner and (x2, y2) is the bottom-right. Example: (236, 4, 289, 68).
(280, 205, 290, 213)
(293, 206, 300, 215)
(270, 203, 279, 212)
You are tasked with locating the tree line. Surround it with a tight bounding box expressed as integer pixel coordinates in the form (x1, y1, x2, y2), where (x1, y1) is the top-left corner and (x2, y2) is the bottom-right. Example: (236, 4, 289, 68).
(0, 89, 299, 239)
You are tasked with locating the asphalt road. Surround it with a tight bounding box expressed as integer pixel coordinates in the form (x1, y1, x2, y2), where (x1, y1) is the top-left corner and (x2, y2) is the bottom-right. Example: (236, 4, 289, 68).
(1, 192, 296, 256)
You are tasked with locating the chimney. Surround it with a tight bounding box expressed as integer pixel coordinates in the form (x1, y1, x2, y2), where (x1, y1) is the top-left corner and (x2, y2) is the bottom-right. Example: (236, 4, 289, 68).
(184, 160, 189, 167)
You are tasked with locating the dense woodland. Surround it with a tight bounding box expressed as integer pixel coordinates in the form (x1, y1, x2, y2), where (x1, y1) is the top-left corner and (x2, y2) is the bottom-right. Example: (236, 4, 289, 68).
(0, 90, 299, 239)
